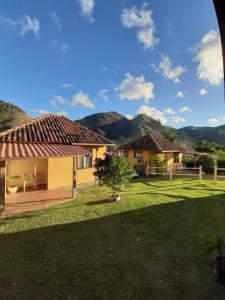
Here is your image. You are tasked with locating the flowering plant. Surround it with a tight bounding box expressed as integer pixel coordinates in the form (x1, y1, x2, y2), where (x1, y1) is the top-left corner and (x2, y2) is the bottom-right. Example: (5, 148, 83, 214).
(94, 150, 133, 200)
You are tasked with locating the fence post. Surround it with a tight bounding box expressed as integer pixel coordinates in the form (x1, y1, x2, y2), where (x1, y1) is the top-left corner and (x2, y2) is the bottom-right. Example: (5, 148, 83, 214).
(199, 165, 202, 181)
(214, 164, 217, 182)
(169, 166, 173, 180)
(146, 163, 149, 177)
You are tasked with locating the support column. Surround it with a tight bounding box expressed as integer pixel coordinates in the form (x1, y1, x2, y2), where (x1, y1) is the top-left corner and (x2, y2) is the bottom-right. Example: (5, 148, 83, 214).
(0, 161, 6, 206)
(72, 157, 76, 199)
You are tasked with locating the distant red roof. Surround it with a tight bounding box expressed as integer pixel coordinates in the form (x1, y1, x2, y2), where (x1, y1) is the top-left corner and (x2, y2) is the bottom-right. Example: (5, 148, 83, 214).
(121, 133, 187, 153)
(0, 114, 114, 145)
(0, 142, 91, 159)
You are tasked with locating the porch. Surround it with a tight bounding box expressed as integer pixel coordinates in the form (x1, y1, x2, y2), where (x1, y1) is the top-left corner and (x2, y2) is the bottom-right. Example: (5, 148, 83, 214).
(3, 186, 73, 216)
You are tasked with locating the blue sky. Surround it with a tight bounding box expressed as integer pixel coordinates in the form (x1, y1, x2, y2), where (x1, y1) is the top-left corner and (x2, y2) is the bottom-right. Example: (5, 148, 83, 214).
(0, 0, 223, 128)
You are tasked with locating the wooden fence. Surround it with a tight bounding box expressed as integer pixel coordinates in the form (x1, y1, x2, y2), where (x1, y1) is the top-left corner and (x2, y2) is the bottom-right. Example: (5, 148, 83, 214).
(214, 166, 225, 181)
(146, 165, 203, 181)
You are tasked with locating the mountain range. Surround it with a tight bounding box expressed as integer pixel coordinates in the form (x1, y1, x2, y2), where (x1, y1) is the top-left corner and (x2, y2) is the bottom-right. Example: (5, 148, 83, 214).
(0, 99, 225, 146)
(77, 111, 225, 146)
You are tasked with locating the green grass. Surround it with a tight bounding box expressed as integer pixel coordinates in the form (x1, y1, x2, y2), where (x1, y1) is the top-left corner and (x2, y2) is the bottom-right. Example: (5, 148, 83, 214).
(1, 177, 225, 299)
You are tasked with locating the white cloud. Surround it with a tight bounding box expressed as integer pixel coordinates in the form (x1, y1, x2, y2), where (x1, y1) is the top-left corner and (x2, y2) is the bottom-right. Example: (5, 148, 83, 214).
(199, 88, 207, 96)
(208, 118, 218, 124)
(71, 91, 95, 108)
(61, 83, 74, 88)
(125, 114, 134, 120)
(115, 73, 154, 103)
(31, 109, 68, 117)
(158, 55, 186, 83)
(171, 116, 186, 123)
(164, 108, 176, 115)
(138, 105, 167, 124)
(98, 89, 109, 102)
(61, 43, 70, 54)
(31, 109, 51, 115)
(50, 96, 68, 107)
(0, 14, 40, 37)
(121, 4, 159, 50)
(50, 12, 62, 31)
(194, 30, 223, 86)
(78, 0, 95, 22)
(102, 66, 109, 72)
(49, 91, 94, 109)
(179, 106, 192, 113)
(51, 40, 70, 54)
(175, 91, 184, 98)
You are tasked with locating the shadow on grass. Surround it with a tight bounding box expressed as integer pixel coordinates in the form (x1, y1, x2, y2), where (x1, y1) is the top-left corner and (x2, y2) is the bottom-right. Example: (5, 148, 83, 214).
(86, 199, 110, 205)
(1, 194, 225, 299)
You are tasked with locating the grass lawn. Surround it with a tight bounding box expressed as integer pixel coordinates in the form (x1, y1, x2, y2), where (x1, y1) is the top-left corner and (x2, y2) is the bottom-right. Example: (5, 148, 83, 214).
(1, 177, 225, 299)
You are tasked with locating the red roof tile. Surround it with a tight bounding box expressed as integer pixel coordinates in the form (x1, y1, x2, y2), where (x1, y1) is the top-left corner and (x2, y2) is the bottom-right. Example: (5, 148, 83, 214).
(121, 133, 187, 153)
(0, 114, 114, 145)
(0, 142, 91, 159)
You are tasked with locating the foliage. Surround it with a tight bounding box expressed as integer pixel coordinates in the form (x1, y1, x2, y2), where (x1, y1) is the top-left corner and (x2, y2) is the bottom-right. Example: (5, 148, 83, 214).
(149, 155, 167, 173)
(94, 150, 133, 198)
(0, 100, 30, 132)
(195, 140, 225, 154)
(164, 132, 180, 144)
(182, 155, 196, 168)
(196, 155, 215, 174)
(215, 150, 225, 168)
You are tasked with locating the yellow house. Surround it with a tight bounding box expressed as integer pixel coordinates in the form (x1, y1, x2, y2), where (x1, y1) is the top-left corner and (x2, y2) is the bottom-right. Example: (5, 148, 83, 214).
(0, 114, 114, 207)
(121, 133, 186, 174)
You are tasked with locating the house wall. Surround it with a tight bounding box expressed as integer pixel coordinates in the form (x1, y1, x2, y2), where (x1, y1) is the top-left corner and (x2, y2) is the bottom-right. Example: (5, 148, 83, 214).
(124, 150, 183, 170)
(6, 158, 48, 189)
(76, 146, 106, 186)
(48, 157, 73, 189)
(6, 145, 108, 191)
(125, 150, 151, 166)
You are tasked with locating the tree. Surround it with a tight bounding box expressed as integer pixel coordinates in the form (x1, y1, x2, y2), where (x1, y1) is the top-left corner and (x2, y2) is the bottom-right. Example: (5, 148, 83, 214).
(195, 140, 216, 154)
(94, 150, 133, 200)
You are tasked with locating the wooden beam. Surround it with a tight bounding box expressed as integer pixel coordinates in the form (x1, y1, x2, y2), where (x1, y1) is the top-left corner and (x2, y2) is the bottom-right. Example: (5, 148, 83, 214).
(213, 0, 225, 89)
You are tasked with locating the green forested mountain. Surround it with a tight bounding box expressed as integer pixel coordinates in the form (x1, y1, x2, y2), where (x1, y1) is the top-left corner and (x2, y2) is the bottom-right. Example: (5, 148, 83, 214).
(0, 100, 31, 131)
(77, 112, 176, 145)
(0, 100, 225, 148)
(77, 111, 225, 146)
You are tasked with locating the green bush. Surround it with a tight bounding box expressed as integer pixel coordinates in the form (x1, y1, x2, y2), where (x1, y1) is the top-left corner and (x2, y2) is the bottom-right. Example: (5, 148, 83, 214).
(149, 156, 167, 173)
(196, 155, 215, 174)
(215, 150, 225, 168)
(182, 155, 195, 168)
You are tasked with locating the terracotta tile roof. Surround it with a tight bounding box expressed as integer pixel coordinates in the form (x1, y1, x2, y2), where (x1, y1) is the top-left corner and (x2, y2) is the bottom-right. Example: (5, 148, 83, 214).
(121, 133, 187, 153)
(0, 142, 91, 159)
(0, 114, 114, 145)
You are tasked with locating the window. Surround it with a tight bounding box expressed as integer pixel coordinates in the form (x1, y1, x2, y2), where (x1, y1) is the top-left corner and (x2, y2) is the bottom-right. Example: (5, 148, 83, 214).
(124, 151, 129, 158)
(174, 153, 179, 163)
(134, 151, 143, 159)
(76, 155, 92, 169)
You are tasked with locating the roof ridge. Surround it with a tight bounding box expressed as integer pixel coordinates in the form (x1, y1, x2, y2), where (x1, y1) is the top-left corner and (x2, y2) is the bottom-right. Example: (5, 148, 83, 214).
(148, 133, 162, 151)
(0, 114, 115, 145)
(73, 120, 114, 144)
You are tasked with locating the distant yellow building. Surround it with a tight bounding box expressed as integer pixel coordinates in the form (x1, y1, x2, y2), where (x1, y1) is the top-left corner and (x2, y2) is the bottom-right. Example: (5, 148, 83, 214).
(121, 133, 186, 174)
(0, 114, 114, 205)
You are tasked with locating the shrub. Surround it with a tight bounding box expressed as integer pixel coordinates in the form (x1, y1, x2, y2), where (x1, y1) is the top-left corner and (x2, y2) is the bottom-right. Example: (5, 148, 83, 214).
(149, 155, 167, 173)
(196, 155, 215, 174)
(182, 155, 195, 168)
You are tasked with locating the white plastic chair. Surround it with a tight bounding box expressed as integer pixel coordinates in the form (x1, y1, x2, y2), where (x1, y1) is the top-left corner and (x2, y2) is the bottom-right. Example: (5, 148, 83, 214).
(23, 170, 38, 192)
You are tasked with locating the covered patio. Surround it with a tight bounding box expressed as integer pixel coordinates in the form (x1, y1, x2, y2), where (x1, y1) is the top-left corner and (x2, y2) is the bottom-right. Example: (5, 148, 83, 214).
(0, 142, 92, 215)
